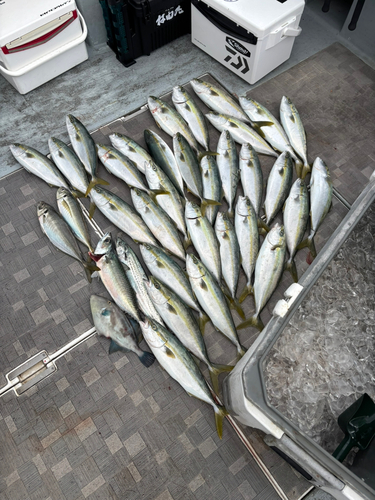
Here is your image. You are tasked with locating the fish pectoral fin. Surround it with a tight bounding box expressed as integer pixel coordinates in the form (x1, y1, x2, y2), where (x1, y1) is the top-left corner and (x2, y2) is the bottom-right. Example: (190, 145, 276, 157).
(289, 113, 295, 123)
(88, 202, 96, 219)
(109, 203, 118, 211)
(229, 122, 238, 128)
(121, 262, 130, 272)
(156, 260, 165, 268)
(252, 120, 274, 128)
(210, 90, 219, 96)
(163, 346, 175, 358)
(199, 279, 208, 290)
(167, 303, 178, 315)
(184, 103, 191, 111)
(109, 339, 130, 354)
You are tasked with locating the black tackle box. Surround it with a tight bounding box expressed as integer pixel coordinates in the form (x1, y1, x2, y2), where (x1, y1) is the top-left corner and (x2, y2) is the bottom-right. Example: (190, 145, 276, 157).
(99, 0, 191, 67)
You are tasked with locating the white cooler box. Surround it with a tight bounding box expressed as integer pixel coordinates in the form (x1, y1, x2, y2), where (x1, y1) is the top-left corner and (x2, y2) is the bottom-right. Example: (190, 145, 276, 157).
(0, 0, 88, 94)
(191, 0, 305, 85)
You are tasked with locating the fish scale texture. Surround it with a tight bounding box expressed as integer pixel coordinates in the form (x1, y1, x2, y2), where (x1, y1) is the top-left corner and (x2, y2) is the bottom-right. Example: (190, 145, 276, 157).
(1, 41, 375, 499)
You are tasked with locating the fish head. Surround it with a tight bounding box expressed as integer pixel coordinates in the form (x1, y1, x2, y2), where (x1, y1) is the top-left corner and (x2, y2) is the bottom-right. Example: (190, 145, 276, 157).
(218, 129, 234, 151)
(173, 132, 187, 153)
(267, 223, 285, 249)
(140, 318, 167, 348)
(200, 154, 216, 173)
(147, 277, 169, 305)
(239, 142, 255, 161)
(130, 188, 149, 211)
(9, 143, 31, 160)
(144, 160, 160, 184)
(37, 201, 51, 218)
(190, 78, 212, 96)
(90, 295, 116, 337)
(205, 112, 227, 129)
(280, 96, 295, 115)
(90, 185, 110, 206)
(109, 133, 128, 150)
(65, 114, 82, 137)
(95, 232, 113, 254)
(239, 96, 262, 117)
(185, 201, 201, 220)
(186, 253, 206, 279)
(140, 243, 158, 266)
(148, 96, 163, 115)
(312, 157, 331, 180)
(236, 196, 255, 217)
(172, 85, 188, 104)
(215, 211, 230, 233)
(96, 143, 111, 162)
(48, 137, 65, 155)
(290, 178, 306, 201)
(56, 186, 71, 201)
(115, 234, 130, 262)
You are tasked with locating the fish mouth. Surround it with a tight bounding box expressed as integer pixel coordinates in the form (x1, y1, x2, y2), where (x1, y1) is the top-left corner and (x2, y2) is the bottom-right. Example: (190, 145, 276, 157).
(10, 144, 26, 157)
(88, 252, 103, 263)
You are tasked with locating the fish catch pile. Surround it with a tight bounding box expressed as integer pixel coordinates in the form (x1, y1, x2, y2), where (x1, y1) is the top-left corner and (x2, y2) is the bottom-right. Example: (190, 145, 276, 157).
(9, 77, 334, 439)
(264, 203, 375, 454)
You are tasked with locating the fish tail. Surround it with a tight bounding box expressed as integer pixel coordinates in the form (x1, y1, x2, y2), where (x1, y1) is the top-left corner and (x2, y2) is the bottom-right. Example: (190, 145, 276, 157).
(285, 257, 298, 283)
(201, 198, 221, 217)
(148, 189, 169, 204)
(88, 201, 96, 219)
(237, 345, 247, 360)
(237, 314, 264, 332)
(226, 294, 246, 321)
(214, 405, 229, 440)
(258, 218, 270, 233)
(82, 260, 101, 283)
(209, 363, 234, 394)
(138, 350, 156, 367)
(294, 158, 303, 178)
(199, 310, 210, 335)
(301, 161, 311, 180)
(85, 176, 110, 197)
(71, 189, 86, 198)
(198, 151, 219, 162)
(183, 234, 192, 250)
(297, 233, 317, 259)
(238, 282, 253, 304)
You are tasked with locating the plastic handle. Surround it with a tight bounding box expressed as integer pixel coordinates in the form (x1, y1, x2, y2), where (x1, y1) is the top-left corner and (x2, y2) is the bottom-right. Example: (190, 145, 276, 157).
(283, 27, 302, 38)
(0, 10, 87, 77)
(332, 434, 354, 462)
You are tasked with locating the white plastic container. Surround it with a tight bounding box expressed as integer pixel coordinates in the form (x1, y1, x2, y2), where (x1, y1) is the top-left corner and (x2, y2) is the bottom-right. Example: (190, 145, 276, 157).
(191, 0, 304, 85)
(0, 0, 88, 94)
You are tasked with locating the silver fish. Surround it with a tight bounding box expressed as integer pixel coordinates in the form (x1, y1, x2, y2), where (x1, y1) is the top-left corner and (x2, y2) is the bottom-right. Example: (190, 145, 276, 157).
(216, 130, 239, 219)
(280, 96, 310, 178)
(10, 144, 69, 188)
(235, 196, 260, 303)
(144, 129, 184, 195)
(49, 137, 89, 194)
(190, 78, 249, 123)
(264, 152, 293, 225)
(148, 96, 199, 154)
(215, 212, 240, 301)
(206, 112, 277, 157)
(116, 235, 163, 324)
(140, 317, 228, 438)
(56, 187, 93, 252)
(109, 133, 153, 174)
(299, 157, 333, 259)
(90, 186, 158, 245)
(186, 254, 245, 358)
(90, 295, 155, 366)
(239, 97, 302, 169)
(201, 155, 222, 225)
(172, 85, 210, 150)
(147, 277, 233, 394)
(239, 143, 263, 217)
(89, 238, 140, 321)
(283, 178, 309, 282)
(37, 201, 97, 282)
(185, 201, 221, 282)
(238, 223, 286, 332)
(96, 143, 149, 192)
(66, 114, 108, 195)
(143, 161, 188, 246)
(131, 188, 185, 261)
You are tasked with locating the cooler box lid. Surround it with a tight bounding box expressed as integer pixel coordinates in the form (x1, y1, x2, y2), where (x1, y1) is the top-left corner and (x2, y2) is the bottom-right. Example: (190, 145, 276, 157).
(194, 0, 305, 39)
(0, 0, 77, 47)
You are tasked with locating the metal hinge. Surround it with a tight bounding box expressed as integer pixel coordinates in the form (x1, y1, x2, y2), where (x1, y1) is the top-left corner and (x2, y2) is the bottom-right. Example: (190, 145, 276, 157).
(272, 283, 303, 318)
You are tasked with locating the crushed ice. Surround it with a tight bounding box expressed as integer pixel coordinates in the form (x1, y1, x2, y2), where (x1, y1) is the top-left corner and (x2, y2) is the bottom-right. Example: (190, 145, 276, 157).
(264, 203, 375, 455)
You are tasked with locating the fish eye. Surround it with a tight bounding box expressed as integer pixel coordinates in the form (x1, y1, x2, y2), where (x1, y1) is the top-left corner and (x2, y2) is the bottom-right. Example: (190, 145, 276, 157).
(192, 255, 198, 264)
(280, 230, 284, 237)
(151, 323, 157, 331)
(152, 165, 157, 171)
(155, 283, 160, 290)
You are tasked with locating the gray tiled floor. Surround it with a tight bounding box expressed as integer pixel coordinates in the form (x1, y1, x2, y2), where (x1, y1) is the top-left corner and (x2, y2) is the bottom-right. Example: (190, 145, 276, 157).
(1, 43, 375, 500)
